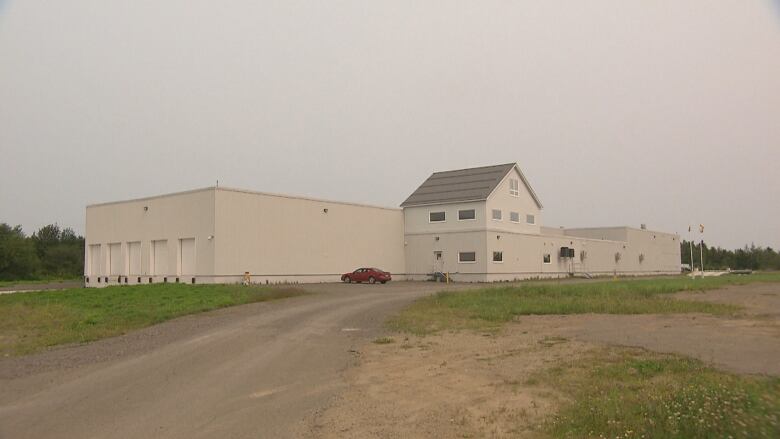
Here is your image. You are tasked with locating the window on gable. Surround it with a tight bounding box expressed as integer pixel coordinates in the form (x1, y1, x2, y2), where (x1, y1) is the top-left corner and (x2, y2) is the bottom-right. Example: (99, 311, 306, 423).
(526, 214, 535, 225)
(429, 211, 446, 222)
(510, 212, 520, 223)
(491, 209, 502, 221)
(509, 178, 519, 197)
(493, 251, 503, 262)
(458, 209, 476, 220)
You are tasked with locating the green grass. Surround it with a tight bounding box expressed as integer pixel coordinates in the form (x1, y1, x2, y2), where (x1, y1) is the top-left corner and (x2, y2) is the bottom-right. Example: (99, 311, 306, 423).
(389, 273, 780, 335)
(534, 349, 780, 439)
(0, 283, 305, 356)
(0, 277, 82, 288)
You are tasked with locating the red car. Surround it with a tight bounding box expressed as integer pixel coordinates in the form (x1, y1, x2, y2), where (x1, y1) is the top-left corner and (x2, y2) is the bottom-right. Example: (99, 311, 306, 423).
(341, 268, 391, 284)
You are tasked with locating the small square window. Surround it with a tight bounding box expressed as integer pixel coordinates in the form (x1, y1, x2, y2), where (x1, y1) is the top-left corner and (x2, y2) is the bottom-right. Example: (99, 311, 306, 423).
(429, 211, 446, 222)
(543, 254, 551, 264)
(493, 251, 503, 262)
(458, 251, 476, 263)
(510, 212, 520, 223)
(458, 209, 476, 220)
(491, 209, 502, 220)
(526, 214, 535, 225)
(509, 179, 519, 197)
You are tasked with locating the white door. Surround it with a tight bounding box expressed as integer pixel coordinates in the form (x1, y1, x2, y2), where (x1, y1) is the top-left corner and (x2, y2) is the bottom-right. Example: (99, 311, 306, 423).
(109, 243, 122, 275)
(128, 242, 141, 275)
(433, 251, 443, 273)
(179, 238, 196, 276)
(152, 240, 168, 275)
(89, 244, 101, 276)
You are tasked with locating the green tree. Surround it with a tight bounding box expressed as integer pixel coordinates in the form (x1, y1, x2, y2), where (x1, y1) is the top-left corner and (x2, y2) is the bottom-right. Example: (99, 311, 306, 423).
(0, 223, 40, 280)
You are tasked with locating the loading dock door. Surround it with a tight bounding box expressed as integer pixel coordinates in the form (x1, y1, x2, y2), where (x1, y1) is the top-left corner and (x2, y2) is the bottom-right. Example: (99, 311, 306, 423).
(89, 244, 101, 276)
(153, 240, 168, 276)
(128, 242, 141, 275)
(179, 238, 196, 276)
(109, 243, 122, 275)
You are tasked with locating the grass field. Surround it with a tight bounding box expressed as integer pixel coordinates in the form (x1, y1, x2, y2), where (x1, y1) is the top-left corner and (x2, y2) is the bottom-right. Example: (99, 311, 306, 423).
(0, 277, 82, 288)
(0, 283, 305, 356)
(388, 273, 780, 335)
(534, 348, 780, 439)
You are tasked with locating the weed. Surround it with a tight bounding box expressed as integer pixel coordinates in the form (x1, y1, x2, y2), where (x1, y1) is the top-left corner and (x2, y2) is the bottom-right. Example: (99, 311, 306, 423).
(387, 274, 780, 334)
(373, 336, 395, 344)
(535, 348, 780, 438)
(0, 283, 305, 356)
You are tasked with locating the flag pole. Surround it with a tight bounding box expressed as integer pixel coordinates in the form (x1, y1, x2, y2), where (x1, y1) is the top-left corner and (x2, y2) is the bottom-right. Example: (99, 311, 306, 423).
(699, 224, 705, 276)
(689, 225, 695, 277)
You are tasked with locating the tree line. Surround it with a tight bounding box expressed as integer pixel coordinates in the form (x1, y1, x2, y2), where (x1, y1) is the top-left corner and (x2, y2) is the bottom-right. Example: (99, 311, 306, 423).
(0, 223, 84, 281)
(680, 240, 780, 271)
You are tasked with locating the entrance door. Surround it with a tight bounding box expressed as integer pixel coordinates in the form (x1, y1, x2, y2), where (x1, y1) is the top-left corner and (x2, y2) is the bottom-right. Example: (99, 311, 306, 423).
(433, 251, 443, 273)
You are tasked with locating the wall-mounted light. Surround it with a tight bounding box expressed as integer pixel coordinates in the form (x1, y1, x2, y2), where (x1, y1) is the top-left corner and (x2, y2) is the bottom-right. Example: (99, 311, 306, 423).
(143, 206, 149, 211)
(323, 208, 329, 213)
(496, 235, 501, 240)
(207, 235, 214, 240)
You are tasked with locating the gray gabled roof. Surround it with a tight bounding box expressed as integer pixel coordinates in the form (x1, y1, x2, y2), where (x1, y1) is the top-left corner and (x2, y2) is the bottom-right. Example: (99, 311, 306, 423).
(400, 163, 543, 208)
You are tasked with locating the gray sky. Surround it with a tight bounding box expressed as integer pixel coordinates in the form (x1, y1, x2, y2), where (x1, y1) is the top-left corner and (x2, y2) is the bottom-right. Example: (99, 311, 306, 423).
(1, 1, 778, 250)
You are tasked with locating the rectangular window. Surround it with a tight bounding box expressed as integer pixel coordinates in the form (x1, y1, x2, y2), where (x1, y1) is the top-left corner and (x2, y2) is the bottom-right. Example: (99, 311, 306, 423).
(429, 211, 446, 222)
(543, 253, 551, 264)
(493, 251, 503, 263)
(458, 251, 476, 263)
(510, 212, 520, 223)
(526, 214, 536, 225)
(458, 209, 476, 220)
(491, 209, 502, 221)
(509, 178, 519, 197)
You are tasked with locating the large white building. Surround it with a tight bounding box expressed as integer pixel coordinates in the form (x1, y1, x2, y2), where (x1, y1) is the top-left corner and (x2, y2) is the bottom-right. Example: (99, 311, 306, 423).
(84, 163, 680, 286)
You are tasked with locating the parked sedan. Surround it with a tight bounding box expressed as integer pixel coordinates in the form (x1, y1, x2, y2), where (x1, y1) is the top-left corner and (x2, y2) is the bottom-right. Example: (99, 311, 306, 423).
(341, 268, 391, 284)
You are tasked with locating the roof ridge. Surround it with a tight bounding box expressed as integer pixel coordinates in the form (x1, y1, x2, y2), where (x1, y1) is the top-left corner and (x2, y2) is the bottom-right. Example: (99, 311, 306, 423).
(431, 162, 516, 175)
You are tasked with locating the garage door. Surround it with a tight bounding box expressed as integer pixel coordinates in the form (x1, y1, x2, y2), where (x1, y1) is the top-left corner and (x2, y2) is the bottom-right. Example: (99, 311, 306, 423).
(128, 242, 141, 275)
(89, 244, 101, 276)
(152, 240, 168, 275)
(179, 238, 195, 276)
(109, 243, 122, 275)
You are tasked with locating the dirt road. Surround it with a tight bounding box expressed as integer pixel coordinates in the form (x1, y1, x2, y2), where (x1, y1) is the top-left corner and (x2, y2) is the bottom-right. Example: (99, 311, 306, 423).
(0, 282, 456, 439)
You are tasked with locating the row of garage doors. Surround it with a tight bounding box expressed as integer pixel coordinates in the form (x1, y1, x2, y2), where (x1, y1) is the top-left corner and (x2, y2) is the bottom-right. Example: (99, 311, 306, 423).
(88, 238, 196, 276)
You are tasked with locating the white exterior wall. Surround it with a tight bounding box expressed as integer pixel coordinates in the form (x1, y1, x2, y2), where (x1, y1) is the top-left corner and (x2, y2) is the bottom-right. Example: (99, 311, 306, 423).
(403, 201, 486, 235)
(485, 167, 542, 235)
(484, 228, 681, 282)
(404, 231, 487, 282)
(85, 189, 216, 287)
(213, 188, 405, 284)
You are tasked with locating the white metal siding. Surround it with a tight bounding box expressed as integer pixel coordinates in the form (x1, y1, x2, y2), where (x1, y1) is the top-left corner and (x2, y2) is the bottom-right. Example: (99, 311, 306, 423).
(152, 240, 168, 275)
(89, 244, 101, 276)
(179, 238, 195, 276)
(109, 243, 122, 275)
(127, 241, 141, 275)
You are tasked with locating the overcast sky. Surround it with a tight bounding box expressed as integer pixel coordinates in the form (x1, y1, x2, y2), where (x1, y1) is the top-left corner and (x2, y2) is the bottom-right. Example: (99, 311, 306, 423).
(1, 1, 778, 250)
